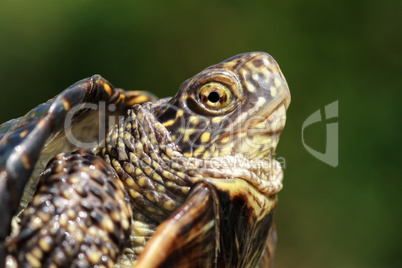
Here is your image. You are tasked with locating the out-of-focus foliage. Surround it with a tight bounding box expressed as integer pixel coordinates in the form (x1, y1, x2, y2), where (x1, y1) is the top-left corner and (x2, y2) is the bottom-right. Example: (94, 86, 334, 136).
(0, 1, 400, 267)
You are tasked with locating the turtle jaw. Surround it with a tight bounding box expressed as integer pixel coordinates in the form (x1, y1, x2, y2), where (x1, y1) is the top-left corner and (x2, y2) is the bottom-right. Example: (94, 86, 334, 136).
(213, 102, 287, 161)
(235, 52, 290, 160)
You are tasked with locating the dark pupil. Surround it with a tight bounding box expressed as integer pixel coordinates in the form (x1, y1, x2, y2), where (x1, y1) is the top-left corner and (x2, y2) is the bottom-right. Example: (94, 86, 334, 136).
(208, 91, 220, 103)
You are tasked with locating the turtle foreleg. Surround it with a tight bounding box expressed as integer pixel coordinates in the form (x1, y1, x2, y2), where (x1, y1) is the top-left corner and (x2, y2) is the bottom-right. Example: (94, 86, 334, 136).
(6, 150, 132, 267)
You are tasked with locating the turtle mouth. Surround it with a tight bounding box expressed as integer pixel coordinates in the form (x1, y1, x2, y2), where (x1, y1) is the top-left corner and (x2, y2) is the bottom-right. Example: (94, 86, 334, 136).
(186, 152, 284, 195)
(246, 104, 287, 136)
(213, 102, 287, 160)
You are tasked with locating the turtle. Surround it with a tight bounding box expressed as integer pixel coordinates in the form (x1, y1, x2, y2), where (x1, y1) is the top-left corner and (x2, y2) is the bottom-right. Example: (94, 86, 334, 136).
(0, 52, 290, 268)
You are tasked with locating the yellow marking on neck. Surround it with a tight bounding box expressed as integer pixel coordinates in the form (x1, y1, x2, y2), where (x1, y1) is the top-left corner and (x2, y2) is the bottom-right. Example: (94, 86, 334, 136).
(162, 119, 175, 127)
(135, 168, 142, 175)
(200, 149, 211, 159)
(189, 115, 200, 124)
(125, 177, 135, 186)
(102, 217, 114, 233)
(163, 200, 176, 211)
(157, 185, 165, 192)
(165, 147, 173, 157)
(143, 166, 152, 176)
(138, 177, 146, 187)
(162, 170, 171, 179)
(193, 146, 206, 158)
(110, 211, 121, 221)
(179, 127, 198, 144)
(219, 144, 235, 156)
(176, 109, 184, 118)
(211, 116, 223, 123)
(146, 206, 156, 213)
(183, 151, 193, 158)
(152, 173, 163, 184)
(146, 193, 155, 202)
(218, 135, 230, 144)
(181, 186, 190, 194)
(129, 189, 140, 198)
(182, 133, 189, 143)
(200, 132, 211, 143)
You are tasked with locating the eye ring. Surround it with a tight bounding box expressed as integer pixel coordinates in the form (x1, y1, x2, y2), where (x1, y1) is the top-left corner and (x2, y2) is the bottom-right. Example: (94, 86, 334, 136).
(198, 82, 231, 110)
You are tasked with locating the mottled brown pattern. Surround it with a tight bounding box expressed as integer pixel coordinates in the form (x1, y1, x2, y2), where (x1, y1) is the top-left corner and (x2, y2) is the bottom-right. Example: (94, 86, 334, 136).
(8, 150, 132, 267)
(0, 52, 290, 267)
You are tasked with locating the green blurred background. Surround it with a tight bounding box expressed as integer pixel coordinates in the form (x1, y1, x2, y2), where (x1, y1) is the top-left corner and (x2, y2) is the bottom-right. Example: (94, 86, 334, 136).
(0, 1, 400, 267)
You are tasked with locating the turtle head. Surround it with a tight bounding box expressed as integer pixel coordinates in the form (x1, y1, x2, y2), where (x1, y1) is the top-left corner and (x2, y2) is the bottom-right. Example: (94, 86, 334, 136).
(154, 52, 290, 160)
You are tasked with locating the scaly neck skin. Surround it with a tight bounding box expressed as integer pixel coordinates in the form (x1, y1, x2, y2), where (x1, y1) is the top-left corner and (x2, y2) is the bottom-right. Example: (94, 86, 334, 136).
(97, 102, 282, 264)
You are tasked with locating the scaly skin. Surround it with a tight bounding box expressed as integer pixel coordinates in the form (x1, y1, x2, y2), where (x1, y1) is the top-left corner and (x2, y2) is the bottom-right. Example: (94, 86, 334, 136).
(100, 52, 290, 267)
(1, 52, 290, 267)
(8, 150, 132, 267)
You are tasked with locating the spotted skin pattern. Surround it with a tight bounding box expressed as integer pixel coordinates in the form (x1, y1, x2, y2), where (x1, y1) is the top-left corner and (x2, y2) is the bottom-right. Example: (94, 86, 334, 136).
(154, 52, 289, 160)
(0, 52, 290, 267)
(0, 76, 156, 266)
(9, 150, 132, 267)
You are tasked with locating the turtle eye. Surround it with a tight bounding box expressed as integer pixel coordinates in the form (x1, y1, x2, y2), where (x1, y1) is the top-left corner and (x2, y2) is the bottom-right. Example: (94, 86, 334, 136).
(199, 82, 231, 110)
